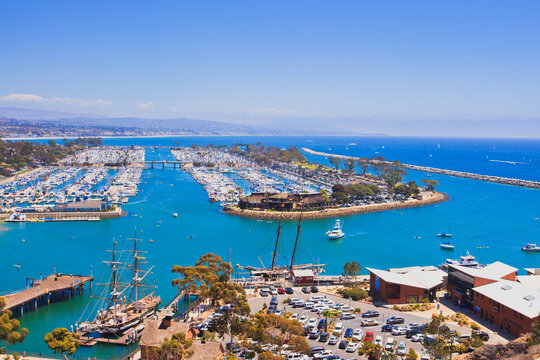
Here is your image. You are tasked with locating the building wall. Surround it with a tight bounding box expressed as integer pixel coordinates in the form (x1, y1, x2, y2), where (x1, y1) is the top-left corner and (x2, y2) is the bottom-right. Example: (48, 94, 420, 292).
(369, 273, 427, 304)
(293, 276, 313, 285)
(472, 291, 538, 336)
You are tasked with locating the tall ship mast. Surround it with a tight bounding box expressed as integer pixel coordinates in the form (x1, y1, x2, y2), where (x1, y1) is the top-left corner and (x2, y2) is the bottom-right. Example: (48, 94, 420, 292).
(79, 229, 161, 336)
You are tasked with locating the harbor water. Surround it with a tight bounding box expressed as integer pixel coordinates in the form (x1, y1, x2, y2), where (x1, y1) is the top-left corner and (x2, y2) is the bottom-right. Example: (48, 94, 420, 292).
(1, 136, 539, 359)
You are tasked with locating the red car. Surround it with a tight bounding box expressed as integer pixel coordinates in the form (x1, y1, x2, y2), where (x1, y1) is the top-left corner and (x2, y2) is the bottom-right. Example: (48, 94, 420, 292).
(364, 331, 374, 342)
(277, 287, 286, 294)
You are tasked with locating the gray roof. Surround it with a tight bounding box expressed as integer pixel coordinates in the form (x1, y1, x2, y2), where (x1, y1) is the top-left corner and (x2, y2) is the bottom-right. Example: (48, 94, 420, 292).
(517, 275, 540, 291)
(473, 279, 540, 319)
(448, 261, 518, 281)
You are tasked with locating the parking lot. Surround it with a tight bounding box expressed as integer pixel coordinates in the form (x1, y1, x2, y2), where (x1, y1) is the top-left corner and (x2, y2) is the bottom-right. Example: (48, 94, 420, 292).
(249, 287, 498, 359)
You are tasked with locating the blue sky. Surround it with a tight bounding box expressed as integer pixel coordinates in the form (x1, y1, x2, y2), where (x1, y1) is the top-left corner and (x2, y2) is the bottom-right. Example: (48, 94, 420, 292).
(1, 1, 539, 136)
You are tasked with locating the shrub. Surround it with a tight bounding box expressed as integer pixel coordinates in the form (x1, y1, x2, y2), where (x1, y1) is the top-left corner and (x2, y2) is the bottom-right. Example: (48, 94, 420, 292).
(405, 348, 418, 360)
(470, 322, 480, 330)
(337, 287, 369, 301)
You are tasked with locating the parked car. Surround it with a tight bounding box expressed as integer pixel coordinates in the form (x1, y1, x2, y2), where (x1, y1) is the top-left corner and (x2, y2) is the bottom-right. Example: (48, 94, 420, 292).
(387, 316, 405, 324)
(270, 296, 278, 306)
(310, 346, 325, 356)
(406, 328, 421, 338)
(381, 324, 394, 332)
(344, 328, 353, 338)
(274, 309, 283, 316)
(292, 301, 306, 308)
(340, 313, 355, 320)
(304, 302, 314, 310)
(267, 305, 276, 314)
(313, 350, 333, 359)
(270, 288, 278, 295)
(285, 287, 294, 294)
(374, 335, 383, 346)
(346, 342, 359, 353)
(308, 329, 321, 339)
(396, 341, 407, 356)
(411, 333, 424, 342)
(333, 322, 343, 335)
(364, 332, 374, 342)
(361, 319, 379, 327)
(278, 287, 286, 294)
(328, 335, 339, 345)
(311, 286, 319, 293)
(259, 289, 269, 297)
(457, 334, 471, 343)
(317, 319, 326, 330)
(352, 328, 363, 341)
(307, 318, 317, 328)
(286, 354, 308, 360)
(385, 338, 395, 352)
(472, 330, 490, 341)
(392, 326, 407, 336)
(420, 352, 431, 360)
(290, 313, 299, 320)
(319, 332, 329, 342)
(362, 310, 379, 318)
(298, 315, 308, 324)
(302, 287, 311, 294)
(338, 340, 348, 349)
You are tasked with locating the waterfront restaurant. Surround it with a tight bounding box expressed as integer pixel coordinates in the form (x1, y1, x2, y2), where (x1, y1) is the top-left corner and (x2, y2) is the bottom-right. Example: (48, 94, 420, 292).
(447, 261, 518, 309)
(238, 192, 331, 211)
(472, 279, 540, 336)
(367, 267, 446, 304)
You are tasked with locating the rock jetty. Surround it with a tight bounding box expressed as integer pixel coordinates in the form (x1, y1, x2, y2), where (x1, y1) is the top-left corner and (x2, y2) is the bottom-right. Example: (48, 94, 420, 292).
(302, 148, 540, 190)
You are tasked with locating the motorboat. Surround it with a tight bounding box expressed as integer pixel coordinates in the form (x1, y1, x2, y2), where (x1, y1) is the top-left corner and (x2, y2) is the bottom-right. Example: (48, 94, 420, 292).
(444, 251, 480, 268)
(521, 243, 540, 252)
(437, 232, 453, 238)
(173, 212, 178, 218)
(326, 219, 345, 240)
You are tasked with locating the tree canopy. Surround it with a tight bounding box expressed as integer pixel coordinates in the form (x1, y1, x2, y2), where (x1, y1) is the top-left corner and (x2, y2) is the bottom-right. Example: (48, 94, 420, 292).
(43, 328, 80, 360)
(0, 297, 29, 350)
(156, 332, 194, 360)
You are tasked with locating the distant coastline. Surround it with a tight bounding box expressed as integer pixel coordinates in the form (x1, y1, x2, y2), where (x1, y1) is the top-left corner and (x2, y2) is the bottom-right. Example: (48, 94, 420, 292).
(223, 191, 449, 220)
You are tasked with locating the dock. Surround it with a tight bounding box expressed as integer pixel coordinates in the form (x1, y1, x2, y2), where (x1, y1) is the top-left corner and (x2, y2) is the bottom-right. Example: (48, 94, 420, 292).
(2, 274, 93, 317)
(78, 324, 143, 347)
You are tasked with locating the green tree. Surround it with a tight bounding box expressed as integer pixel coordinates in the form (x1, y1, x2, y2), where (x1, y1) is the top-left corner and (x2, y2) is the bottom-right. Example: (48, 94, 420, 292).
(43, 328, 80, 360)
(357, 159, 370, 175)
(0, 297, 29, 350)
(422, 318, 456, 360)
(156, 332, 194, 360)
(329, 157, 341, 172)
(342, 261, 362, 284)
(421, 179, 440, 191)
(405, 348, 418, 360)
(382, 161, 407, 189)
(528, 321, 540, 346)
(344, 158, 356, 172)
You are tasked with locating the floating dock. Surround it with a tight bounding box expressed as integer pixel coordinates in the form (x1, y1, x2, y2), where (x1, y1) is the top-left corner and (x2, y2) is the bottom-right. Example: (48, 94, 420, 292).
(2, 274, 93, 317)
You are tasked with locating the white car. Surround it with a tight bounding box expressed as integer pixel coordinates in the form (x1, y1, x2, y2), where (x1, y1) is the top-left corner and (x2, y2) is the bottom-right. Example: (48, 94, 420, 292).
(396, 341, 407, 356)
(328, 335, 339, 345)
(304, 302, 314, 310)
(374, 335, 383, 346)
(274, 309, 283, 316)
(316, 306, 330, 314)
(412, 333, 424, 342)
(298, 315, 308, 324)
(346, 342, 359, 353)
(333, 322, 343, 335)
(353, 328, 363, 341)
(307, 318, 317, 328)
(385, 338, 395, 351)
(392, 326, 407, 335)
(420, 352, 431, 360)
(313, 350, 333, 359)
(270, 288, 278, 295)
(287, 353, 309, 360)
(290, 313, 299, 320)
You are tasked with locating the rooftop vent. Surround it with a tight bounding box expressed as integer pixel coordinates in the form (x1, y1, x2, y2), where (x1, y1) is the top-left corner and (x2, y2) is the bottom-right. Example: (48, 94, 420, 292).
(501, 285, 512, 290)
(524, 295, 536, 301)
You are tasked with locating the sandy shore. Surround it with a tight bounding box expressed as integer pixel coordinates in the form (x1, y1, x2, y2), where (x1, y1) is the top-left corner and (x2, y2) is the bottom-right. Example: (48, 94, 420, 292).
(223, 191, 449, 220)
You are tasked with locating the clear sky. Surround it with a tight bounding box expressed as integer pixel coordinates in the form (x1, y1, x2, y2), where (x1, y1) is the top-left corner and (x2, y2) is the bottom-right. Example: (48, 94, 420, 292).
(1, 1, 539, 136)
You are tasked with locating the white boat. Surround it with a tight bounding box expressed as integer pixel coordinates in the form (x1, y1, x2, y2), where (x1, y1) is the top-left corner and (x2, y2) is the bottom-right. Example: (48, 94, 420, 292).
(172, 212, 178, 218)
(444, 251, 479, 267)
(440, 241, 455, 250)
(326, 219, 345, 240)
(521, 243, 540, 252)
(437, 232, 453, 238)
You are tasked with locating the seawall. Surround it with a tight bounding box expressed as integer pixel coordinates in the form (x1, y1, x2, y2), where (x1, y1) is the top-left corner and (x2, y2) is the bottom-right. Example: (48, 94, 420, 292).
(223, 191, 449, 220)
(302, 148, 540, 190)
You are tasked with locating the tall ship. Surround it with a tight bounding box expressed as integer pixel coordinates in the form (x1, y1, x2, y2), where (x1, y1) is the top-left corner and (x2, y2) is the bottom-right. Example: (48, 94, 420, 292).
(78, 229, 161, 336)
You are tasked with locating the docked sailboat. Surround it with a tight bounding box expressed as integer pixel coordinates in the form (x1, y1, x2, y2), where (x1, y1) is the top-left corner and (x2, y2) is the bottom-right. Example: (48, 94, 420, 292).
(326, 219, 345, 239)
(78, 230, 160, 336)
(521, 243, 540, 252)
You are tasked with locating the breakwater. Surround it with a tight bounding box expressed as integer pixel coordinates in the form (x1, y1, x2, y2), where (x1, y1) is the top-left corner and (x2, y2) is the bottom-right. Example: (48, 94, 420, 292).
(224, 191, 449, 220)
(302, 148, 540, 190)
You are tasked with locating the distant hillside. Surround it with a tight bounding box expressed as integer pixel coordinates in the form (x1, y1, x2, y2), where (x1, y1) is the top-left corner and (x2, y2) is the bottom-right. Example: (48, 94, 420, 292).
(0, 107, 355, 137)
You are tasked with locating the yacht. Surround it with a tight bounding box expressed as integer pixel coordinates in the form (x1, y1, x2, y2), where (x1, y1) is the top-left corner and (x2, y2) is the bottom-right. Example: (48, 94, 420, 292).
(521, 243, 540, 252)
(326, 219, 345, 240)
(443, 251, 479, 268)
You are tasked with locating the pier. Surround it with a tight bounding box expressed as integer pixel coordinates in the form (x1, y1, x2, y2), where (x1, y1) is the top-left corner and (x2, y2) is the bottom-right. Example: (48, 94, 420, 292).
(2, 274, 93, 318)
(302, 148, 540, 190)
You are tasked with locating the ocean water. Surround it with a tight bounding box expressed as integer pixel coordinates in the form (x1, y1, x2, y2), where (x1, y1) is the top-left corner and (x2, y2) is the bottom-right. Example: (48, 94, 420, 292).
(2, 136, 539, 359)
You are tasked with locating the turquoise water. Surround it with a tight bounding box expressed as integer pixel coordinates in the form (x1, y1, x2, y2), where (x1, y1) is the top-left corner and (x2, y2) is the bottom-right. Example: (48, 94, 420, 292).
(2, 136, 539, 359)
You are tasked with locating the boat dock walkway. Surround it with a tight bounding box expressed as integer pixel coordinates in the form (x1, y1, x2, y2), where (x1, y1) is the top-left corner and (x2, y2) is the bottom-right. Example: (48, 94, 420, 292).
(78, 326, 142, 347)
(2, 274, 94, 317)
(2, 274, 93, 317)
